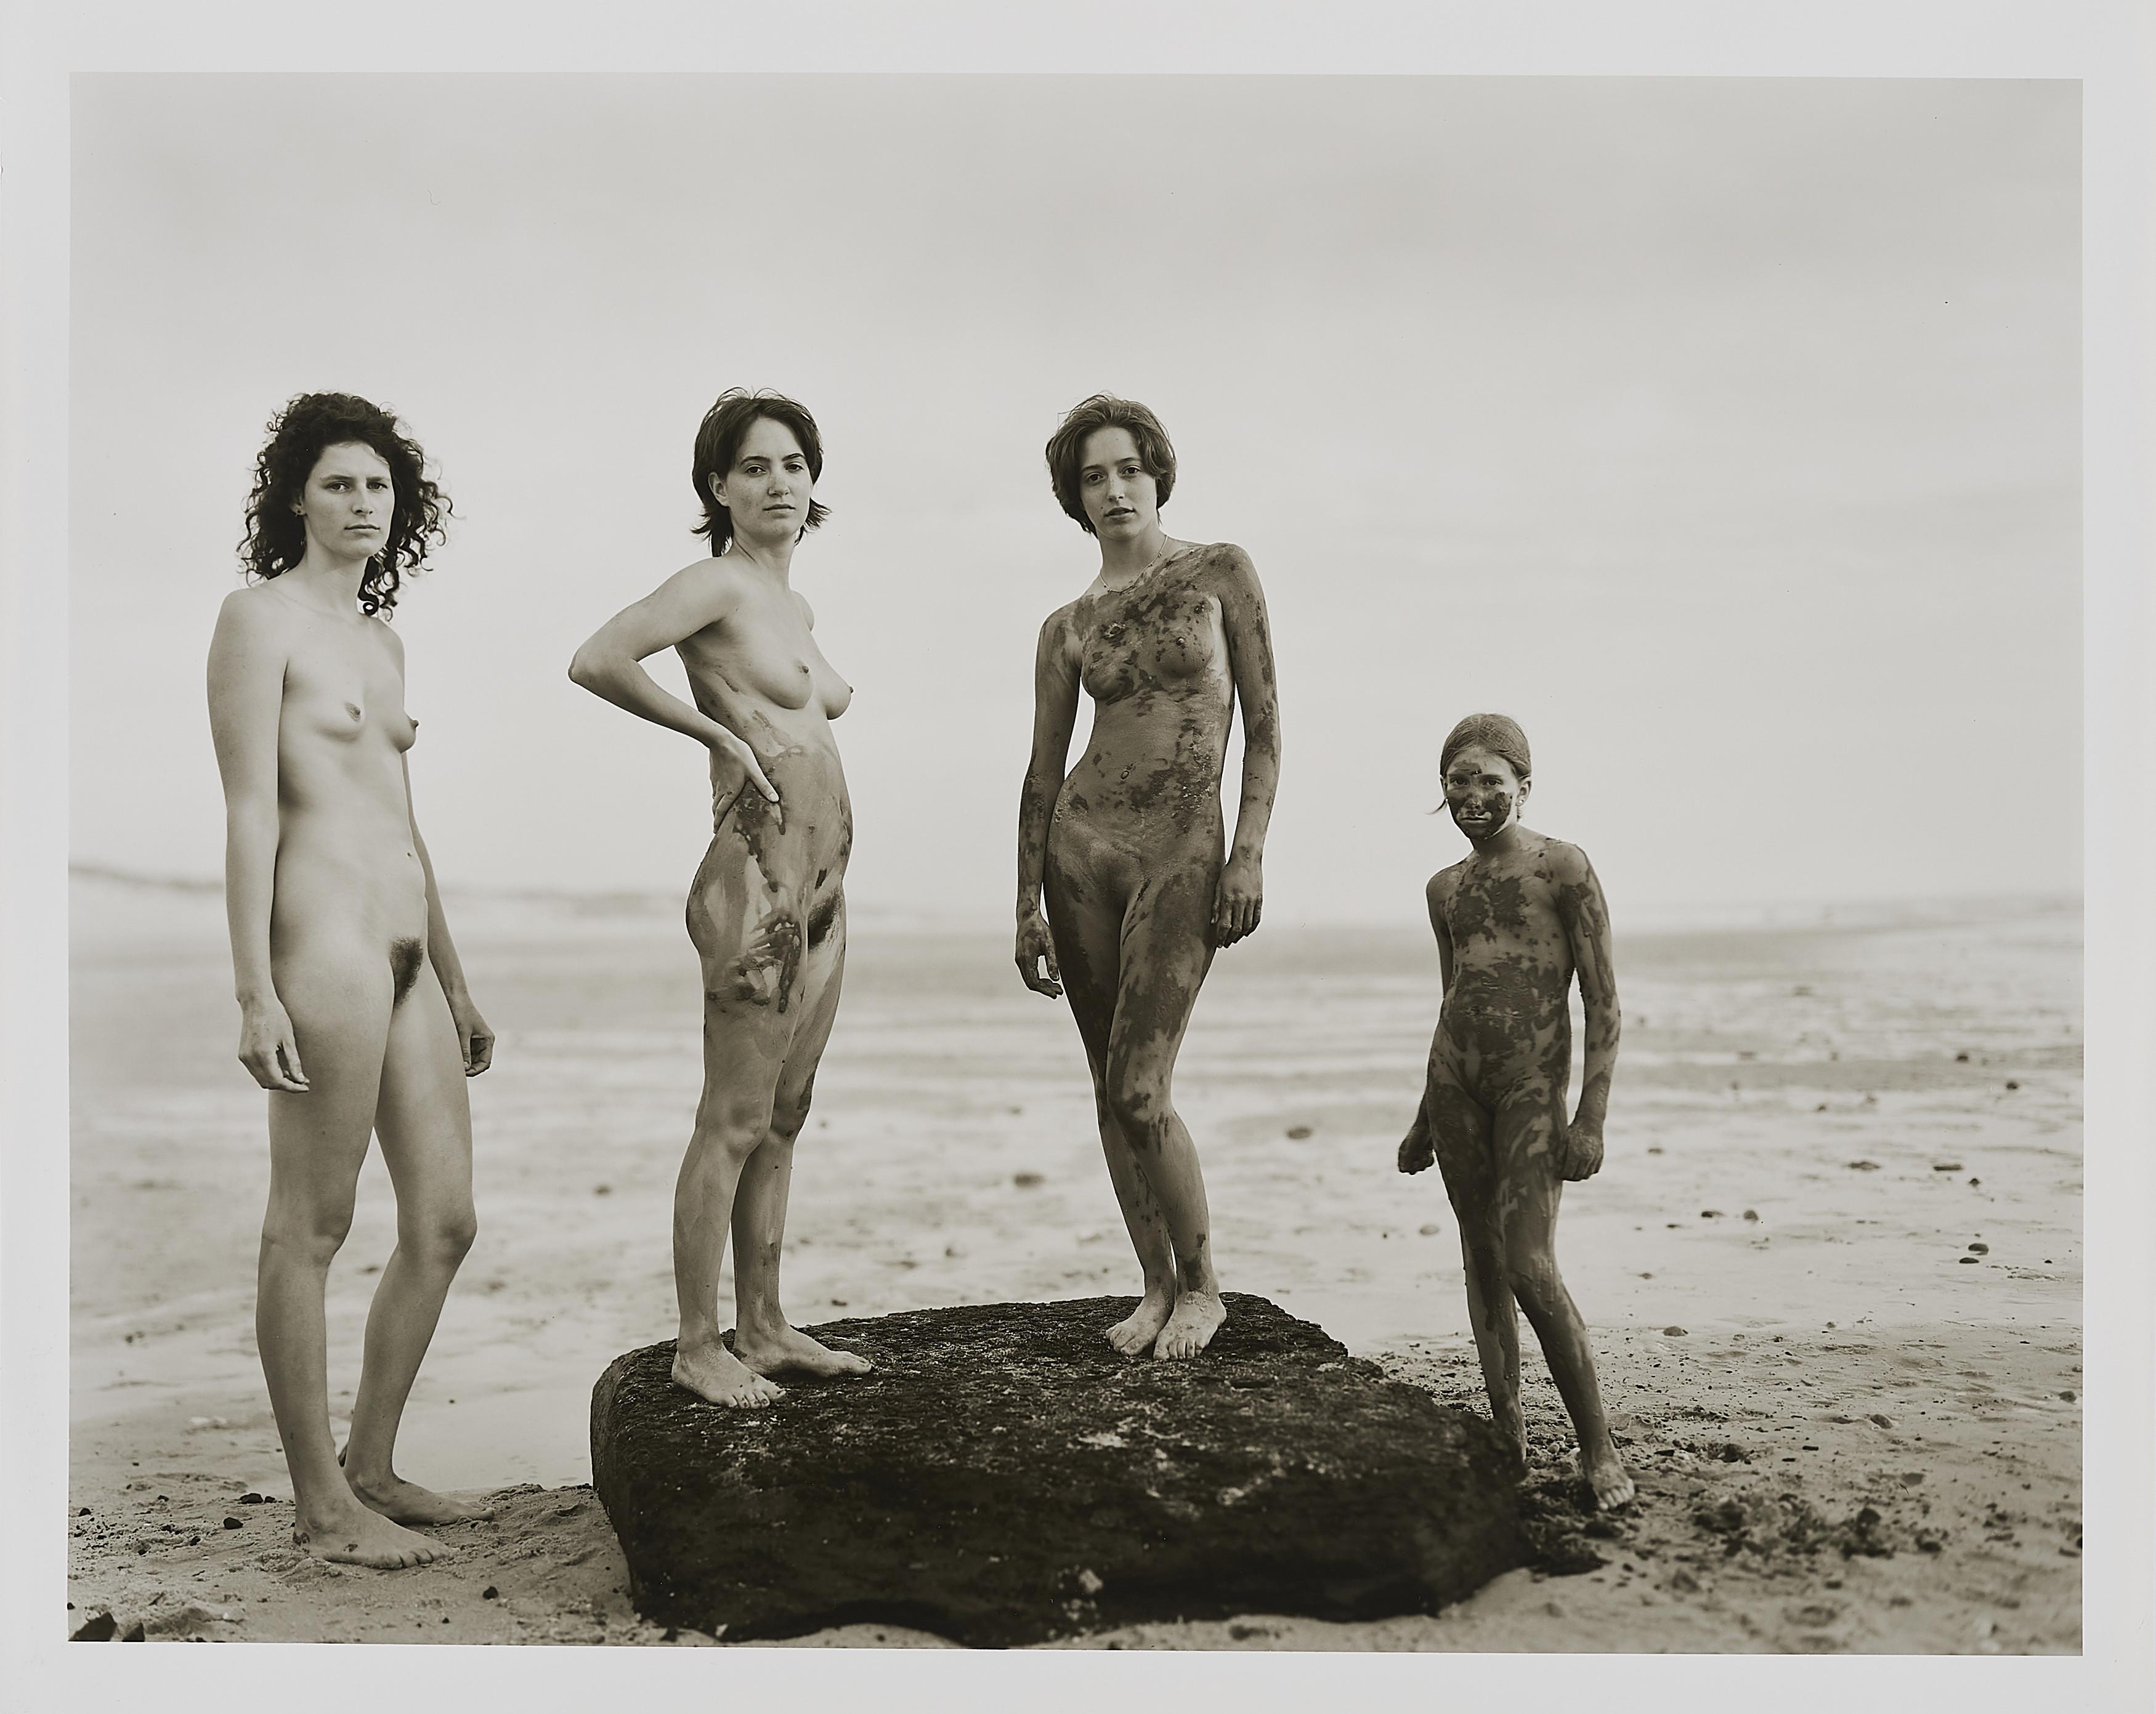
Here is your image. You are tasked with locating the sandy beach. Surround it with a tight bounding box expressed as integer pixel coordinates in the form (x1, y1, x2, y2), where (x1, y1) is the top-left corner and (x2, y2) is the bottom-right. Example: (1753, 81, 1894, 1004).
(67, 875, 2081, 1651)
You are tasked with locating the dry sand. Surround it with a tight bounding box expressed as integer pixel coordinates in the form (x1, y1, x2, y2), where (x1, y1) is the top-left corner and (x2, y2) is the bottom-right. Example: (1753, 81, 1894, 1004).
(67, 876, 2081, 1651)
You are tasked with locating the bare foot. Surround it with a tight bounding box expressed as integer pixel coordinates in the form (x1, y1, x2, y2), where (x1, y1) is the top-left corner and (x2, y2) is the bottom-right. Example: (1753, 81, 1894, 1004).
(1581, 1447, 1637, 1511)
(346, 1469, 495, 1526)
(1153, 1290, 1226, 1360)
(291, 1505, 450, 1570)
(733, 1322, 873, 1381)
(673, 1341, 786, 1407)
(1106, 1289, 1175, 1357)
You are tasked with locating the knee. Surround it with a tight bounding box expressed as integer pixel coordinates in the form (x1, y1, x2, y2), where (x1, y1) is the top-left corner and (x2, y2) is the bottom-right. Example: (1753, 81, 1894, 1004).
(261, 1203, 354, 1271)
(768, 1085, 813, 1145)
(1501, 1243, 1563, 1311)
(1104, 1075, 1166, 1149)
(408, 1205, 478, 1267)
(689, 1094, 772, 1162)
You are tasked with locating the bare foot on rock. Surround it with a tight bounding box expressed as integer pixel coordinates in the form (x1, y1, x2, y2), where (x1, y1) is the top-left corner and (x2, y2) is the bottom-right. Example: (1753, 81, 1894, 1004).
(732, 1323, 872, 1382)
(292, 1505, 451, 1569)
(1153, 1290, 1226, 1360)
(673, 1341, 786, 1407)
(1107, 1289, 1174, 1357)
(1581, 1447, 1636, 1511)
(346, 1469, 495, 1526)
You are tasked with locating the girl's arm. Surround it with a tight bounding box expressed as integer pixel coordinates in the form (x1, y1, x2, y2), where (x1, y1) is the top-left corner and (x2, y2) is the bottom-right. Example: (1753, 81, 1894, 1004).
(1212, 546, 1280, 947)
(1015, 608, 1080, 997)
(1399, 873, 1456, 1173)
(567, 564, 779, 804)
(1555, 844, 1620, 1179)
(206, 592, 307, 1092)
(403, 755, 493, 1075)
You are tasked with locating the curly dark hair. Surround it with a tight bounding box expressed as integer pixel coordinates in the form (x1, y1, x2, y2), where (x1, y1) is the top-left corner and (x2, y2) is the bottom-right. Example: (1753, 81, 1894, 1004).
(1044, 394, 1177, 536)
(238, 393, 450, 618)
(692, 389, 831, 554)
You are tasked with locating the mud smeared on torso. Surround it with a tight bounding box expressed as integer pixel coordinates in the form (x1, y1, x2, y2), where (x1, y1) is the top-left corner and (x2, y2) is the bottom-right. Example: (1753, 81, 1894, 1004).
(1435, 833, 1583, 1099)
(1055, 543, 1238, 852)
(676, 568, 853, 1013)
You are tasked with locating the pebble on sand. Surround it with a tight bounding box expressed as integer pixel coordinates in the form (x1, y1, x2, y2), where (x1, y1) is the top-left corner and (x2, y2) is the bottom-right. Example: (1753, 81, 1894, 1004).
(1932, 1163, 1964, 1173)
(1418, 1223, 1441, 1236)
(1848, 1160, 1881, 1171)
(1742, 1210, 1759, 1222)
(1663, 1326, 1689, 1337)
(222, 1516, 243, 1529)
(2004, 1080, 2020, 1091)
(1968, 1243, 1988, 1254)
(1285, 1125, 1314, 1139)
(1700, 1210, 1724, 1219)
(1012, 1172, 1045, 1189)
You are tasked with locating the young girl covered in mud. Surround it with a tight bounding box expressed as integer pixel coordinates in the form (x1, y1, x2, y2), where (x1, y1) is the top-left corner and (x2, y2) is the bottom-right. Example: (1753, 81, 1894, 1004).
(1397, 714, 1634, 1510)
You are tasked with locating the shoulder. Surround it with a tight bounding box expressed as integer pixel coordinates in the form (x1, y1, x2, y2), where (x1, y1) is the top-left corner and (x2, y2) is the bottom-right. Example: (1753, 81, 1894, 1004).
(1541, 839, 1595, 886)
(213, 583, 297, 657)
(367, 614, 407, 663)
(1188, 540, 1259, 586)
(217, 581, 285, 629)
(1037, 599, 1082, 652)
(659, 556, 754, 621)
(1427, 863, 1466, 905)
(791, 588, 817, 629)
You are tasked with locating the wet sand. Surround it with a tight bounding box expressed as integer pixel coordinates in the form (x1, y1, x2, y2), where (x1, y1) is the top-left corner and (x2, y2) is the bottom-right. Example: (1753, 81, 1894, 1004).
(67, 878, 2080, 1651)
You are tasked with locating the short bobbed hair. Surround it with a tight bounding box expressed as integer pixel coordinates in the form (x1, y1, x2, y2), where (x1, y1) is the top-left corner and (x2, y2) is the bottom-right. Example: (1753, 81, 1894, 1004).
(1044, 394, 1177, 536)
(692, 389, 831, 554)
(239, 393, 449, 618)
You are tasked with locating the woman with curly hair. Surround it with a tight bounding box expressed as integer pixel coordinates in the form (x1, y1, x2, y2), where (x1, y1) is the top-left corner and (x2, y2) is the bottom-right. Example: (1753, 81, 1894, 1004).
(569, 389, 870, 1408)
(1015, 395, 1281, 1360)
(208, 392, 493, 1568)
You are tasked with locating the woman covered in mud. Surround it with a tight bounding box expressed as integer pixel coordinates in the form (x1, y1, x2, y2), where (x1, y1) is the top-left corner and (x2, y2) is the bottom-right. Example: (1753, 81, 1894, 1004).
(569, 389, 870, 1408)
(1015, 394, 1281, 1360)
(208, 393, 494, 1569)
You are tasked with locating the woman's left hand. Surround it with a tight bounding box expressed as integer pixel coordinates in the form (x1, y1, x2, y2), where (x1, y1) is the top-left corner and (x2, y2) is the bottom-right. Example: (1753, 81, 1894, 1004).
(1212, 855, 1263, 947)
(451, 996, 495, 1077)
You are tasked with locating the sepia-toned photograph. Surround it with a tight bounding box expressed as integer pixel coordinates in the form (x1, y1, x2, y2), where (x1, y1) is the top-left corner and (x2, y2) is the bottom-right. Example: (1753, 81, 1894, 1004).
(6, 5, 2149, 1700)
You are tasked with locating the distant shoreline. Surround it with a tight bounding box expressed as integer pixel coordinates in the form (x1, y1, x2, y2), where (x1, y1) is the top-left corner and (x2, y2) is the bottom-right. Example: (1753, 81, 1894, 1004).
(68, 860, 2081, 943)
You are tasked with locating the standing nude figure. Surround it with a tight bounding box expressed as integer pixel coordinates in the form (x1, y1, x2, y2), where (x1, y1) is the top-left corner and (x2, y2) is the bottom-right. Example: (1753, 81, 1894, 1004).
(569, 389, 870, 1408)
(208, 394, 495, 1569)
(1397, 714, 1634, 1509)
(1016, 395, 1281, 1360)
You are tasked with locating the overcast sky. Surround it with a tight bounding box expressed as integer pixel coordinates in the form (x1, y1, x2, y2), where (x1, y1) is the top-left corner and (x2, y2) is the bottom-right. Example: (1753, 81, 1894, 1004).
(70, 75, 2078, 928)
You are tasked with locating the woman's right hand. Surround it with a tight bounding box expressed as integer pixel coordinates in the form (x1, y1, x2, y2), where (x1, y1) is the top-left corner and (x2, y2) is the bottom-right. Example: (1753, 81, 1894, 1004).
(1015, 908, 1063, 999)
(710, 730, 780, 823)
(237, 998, 309, 1093)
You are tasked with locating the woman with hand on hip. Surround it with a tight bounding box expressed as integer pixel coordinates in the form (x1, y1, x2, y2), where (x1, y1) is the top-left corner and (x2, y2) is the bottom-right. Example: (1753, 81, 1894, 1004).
(569, 389, 869, 1408)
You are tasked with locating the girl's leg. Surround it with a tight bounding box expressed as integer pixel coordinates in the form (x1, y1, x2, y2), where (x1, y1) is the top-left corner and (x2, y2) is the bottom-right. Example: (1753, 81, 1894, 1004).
(731, 905, 871, 1380)
(342, 964, 484, 1524)
(1047, 844, 1178, 1355)
(1428, 1077, 1526, 1470)
(1101, 862, 1223, 1360)
(261, 939, 446, 1567)
(1493, 1083, 1634, 1508)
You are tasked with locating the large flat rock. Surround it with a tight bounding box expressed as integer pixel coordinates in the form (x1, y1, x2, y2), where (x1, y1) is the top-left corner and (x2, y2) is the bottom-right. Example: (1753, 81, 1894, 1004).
(591, 1293, 1530, 1646)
